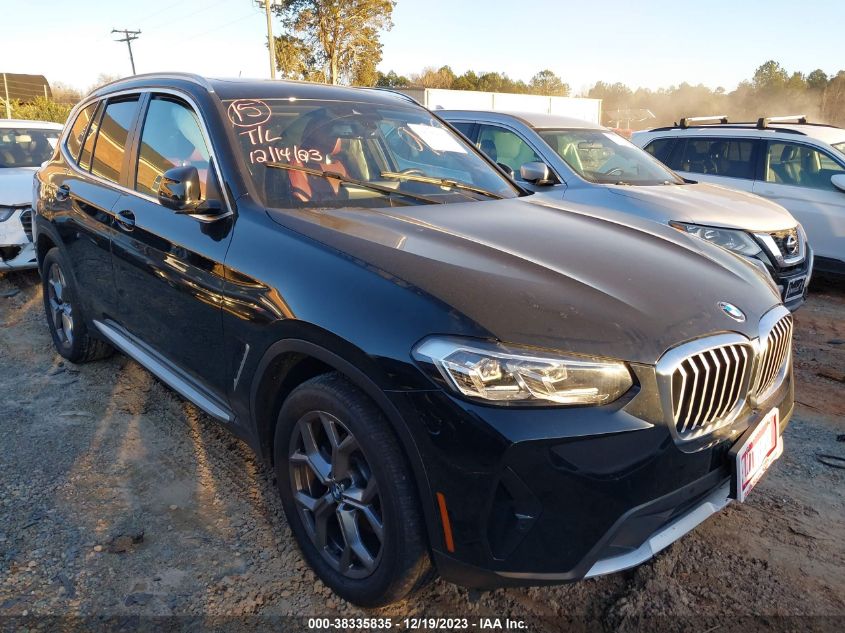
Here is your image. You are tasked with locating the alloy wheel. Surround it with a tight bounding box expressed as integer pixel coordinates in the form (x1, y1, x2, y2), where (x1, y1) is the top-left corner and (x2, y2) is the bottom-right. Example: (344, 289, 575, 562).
(289, 410, 384, 579)
(46, 263, 74, 346)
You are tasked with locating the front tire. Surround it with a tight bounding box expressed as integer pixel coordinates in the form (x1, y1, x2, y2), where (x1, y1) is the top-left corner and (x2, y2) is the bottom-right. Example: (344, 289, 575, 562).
(274, 372, 432, 607)
(41, 247, 112, 364)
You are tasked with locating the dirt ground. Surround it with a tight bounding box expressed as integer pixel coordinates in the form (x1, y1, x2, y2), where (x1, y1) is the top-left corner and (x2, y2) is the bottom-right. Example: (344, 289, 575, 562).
(1, 269, 843, 632)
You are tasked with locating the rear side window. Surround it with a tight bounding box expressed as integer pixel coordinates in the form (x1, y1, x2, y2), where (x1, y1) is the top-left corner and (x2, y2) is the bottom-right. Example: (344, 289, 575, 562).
(90, 98, 140, 184)
(643, 138, 675, 164)
(65, 102, 97, 162)
(134, 96, 219, 200)
(78, 101, 104, 171)
(676, 138, 756, 180)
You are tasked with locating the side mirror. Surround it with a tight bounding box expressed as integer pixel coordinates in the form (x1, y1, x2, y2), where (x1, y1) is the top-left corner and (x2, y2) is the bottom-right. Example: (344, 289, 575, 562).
(831, 173, 845, 193)
(520, 161, 554, 185)
(157, 166, 222, 215)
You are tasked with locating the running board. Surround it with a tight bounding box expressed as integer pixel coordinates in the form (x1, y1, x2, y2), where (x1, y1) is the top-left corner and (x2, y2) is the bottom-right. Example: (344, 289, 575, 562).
(93, 319, 234, 423)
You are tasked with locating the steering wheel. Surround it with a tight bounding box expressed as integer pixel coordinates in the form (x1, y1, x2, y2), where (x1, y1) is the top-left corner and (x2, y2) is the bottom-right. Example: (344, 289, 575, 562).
(604, 167, 625, 177)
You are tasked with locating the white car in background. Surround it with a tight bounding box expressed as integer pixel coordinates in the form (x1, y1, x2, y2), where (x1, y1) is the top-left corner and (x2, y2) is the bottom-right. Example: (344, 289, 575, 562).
(633, 116, 845, 279)
(1, 119, 63, 270)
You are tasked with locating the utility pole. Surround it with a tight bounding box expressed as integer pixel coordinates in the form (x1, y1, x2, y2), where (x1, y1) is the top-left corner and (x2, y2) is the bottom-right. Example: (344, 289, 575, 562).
(111, 29, 141, 75)
(2, 74, 10, 119)
(257, 1, 277, 79)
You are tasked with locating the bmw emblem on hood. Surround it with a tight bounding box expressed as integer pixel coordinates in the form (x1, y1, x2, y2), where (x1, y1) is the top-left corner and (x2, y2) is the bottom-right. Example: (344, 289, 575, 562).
(718, 301, 746, 323)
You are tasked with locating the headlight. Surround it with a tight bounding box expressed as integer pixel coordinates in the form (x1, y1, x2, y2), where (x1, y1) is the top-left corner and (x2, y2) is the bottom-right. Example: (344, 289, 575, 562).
(414, 337, 633, 406)
(0, 206, 18, 223)
(670, 221, 762, 257)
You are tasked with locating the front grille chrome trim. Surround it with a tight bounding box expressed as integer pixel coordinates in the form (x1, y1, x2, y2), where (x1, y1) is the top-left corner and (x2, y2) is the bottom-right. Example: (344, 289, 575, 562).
(752, 306, 793, 406)
(656, 332, 755, 442)
(656, 305, 793, 446)
(754, 228, 805, 267)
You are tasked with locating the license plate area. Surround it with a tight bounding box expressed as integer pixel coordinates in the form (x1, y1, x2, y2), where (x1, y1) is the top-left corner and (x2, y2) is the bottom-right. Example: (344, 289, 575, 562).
(784, 276, 806, 301)
(730, 408, 783, 502)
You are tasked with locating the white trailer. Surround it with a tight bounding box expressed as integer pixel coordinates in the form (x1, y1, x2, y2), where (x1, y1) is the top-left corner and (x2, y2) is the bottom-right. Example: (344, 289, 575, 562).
(396, 88, 602, 125)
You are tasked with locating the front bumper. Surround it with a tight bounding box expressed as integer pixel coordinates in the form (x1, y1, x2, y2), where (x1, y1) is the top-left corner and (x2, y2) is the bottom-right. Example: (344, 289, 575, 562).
(0, 208, 37, 270)
(398, 363, 794, 589)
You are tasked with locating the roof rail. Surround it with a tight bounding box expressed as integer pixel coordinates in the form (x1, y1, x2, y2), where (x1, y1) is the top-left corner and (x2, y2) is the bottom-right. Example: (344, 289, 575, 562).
(757, 115, 807, 129)
(92, 72, 215, 95)
(678, 115, 729, 129)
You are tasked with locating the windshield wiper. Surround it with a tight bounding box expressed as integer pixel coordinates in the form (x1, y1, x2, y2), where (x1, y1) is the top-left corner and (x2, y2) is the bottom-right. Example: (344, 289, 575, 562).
(264, 162, 443, 205)
(380, 171, 503, 199)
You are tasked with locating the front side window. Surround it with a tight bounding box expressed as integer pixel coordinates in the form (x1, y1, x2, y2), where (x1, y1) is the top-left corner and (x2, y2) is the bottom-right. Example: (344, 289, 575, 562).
(225, 98, 518, 209)
(135, 96, 218, 199)
(537, 128, 683, 185)
(476, 124, 543, 180)
(90, 98, 140, 184)
(65, 103, 97, 163)
(765, 141, 845, 190)
(675, 137, 756, 180)
(0, 126, 60, 168)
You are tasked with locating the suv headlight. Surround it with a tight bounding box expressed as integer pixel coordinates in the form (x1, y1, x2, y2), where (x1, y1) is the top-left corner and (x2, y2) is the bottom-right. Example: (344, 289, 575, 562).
(0, 206, 19, 223)
(670, 221, 762, 257)
(414, 337, 633, 406)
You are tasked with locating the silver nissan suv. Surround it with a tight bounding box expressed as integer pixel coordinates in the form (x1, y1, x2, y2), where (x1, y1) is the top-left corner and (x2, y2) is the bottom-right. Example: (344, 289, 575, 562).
(441, 110, 813, 310)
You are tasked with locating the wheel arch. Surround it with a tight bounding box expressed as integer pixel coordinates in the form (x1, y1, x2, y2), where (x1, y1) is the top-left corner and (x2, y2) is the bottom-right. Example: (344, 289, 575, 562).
(249, 333, 440, 550)
(35, 229, 58, 270)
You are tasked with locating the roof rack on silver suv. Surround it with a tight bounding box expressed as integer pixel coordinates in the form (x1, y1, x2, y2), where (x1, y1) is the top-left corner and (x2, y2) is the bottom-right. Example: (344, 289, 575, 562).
(678, 115, 729, 129)
(756, 115, 808, 129)
(665, 114, 819, 135)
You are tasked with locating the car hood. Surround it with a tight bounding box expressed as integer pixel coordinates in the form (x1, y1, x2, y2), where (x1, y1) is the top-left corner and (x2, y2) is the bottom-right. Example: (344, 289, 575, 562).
(268, 197, 781, 365)
(599, 182, 797, 232)
(0, 167, 37, 206)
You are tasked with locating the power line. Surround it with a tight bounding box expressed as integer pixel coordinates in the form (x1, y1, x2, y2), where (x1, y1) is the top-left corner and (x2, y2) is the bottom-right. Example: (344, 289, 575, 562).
(111, 28, 141, 75)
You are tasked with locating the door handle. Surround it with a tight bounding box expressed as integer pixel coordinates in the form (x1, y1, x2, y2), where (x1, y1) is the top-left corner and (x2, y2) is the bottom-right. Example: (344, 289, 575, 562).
(56, 184, 70, 201)
(115, 209, 136, 231)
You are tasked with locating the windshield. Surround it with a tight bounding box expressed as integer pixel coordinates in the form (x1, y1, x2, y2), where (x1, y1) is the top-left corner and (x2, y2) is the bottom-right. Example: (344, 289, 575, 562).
(0, 127, 60, 168)
(225, 98, 519, 209)
(833, 141, 845, 158)
(536, 128, 684, 185)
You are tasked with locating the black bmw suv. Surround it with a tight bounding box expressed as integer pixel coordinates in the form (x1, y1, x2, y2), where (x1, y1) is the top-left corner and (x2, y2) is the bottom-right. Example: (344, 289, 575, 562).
(34, 74, 794, 607)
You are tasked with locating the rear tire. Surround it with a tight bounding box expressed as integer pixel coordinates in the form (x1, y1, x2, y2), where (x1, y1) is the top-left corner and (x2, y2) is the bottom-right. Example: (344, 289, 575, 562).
(274, 371, 433, 607)
(41, 247, 112, 364)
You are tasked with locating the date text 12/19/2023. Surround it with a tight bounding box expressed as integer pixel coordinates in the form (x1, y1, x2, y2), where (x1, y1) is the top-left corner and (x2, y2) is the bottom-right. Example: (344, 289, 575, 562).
(306, 617, 529, 630)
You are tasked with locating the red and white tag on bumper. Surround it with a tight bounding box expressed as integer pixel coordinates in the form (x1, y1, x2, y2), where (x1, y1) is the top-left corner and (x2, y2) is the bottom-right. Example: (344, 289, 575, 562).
(732, 408, 783, 503)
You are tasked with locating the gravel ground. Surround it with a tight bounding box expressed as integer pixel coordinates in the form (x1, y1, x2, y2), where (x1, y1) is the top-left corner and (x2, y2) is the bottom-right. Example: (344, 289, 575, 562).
(1, 269, 843, 632)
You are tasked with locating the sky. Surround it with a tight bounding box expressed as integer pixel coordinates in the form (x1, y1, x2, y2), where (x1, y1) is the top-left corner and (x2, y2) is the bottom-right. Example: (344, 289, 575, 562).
(3, 0, 842, 95)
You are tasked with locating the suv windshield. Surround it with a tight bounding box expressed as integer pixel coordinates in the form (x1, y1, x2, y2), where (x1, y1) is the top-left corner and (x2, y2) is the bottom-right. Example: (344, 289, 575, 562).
(536, 128, 683, 185)
(226, 98, 518, 209)
(0, 127, 60, 168)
